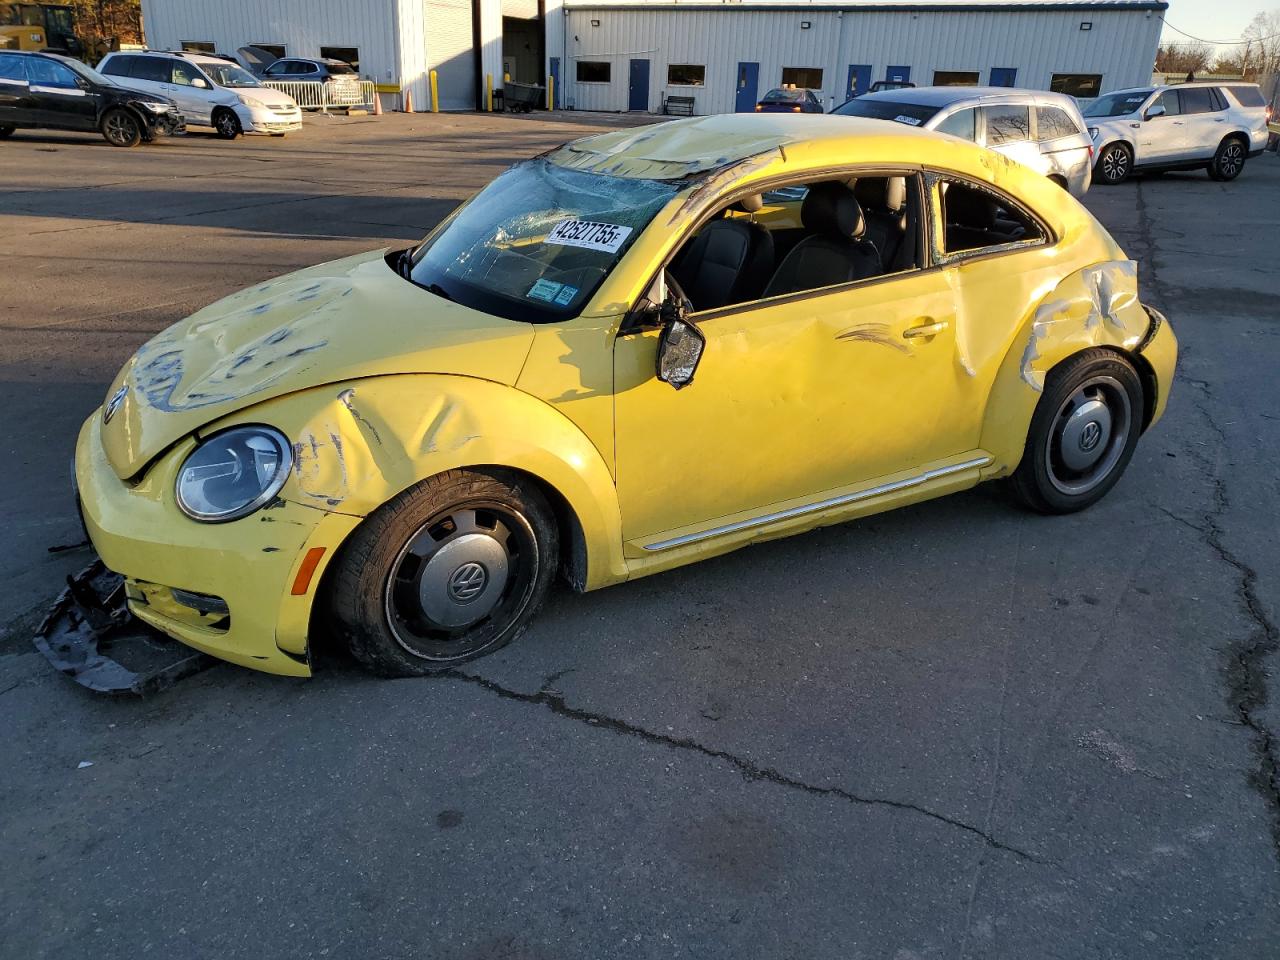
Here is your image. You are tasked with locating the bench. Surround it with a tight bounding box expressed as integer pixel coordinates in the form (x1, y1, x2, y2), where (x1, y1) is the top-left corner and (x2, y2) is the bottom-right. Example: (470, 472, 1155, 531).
(663, 95, 696, 116)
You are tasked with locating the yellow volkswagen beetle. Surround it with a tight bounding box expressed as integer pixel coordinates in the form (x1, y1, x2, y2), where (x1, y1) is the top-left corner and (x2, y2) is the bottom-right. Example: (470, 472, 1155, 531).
(74, 114, 1177, 678)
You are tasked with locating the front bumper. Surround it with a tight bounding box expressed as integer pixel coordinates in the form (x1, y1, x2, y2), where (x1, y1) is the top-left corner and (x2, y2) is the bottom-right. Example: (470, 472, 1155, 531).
(145, 109, 186, 137)
(240, 103, 303, 134)
(74, 414, 360, 677)
(1138, 305, 1177, 429)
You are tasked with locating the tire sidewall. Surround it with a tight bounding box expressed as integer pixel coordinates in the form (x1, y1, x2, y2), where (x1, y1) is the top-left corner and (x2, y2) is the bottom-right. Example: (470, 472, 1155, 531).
(214, 109, 241, 140)
(101, 109, 141, 147)
(332, 470, 559, 676)
(1210, 138, 1246, 181)
(1097, 143, 1132, 185)
(1015, 352, 1144, 513)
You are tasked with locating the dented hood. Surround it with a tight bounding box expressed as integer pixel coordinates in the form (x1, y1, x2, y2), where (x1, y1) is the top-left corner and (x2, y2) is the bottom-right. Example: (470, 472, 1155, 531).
(99, 251, 535, 479)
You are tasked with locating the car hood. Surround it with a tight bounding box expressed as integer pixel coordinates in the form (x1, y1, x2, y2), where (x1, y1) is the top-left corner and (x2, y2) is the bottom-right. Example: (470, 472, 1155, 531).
(99, 250, 535, 479)
(240, 86, 296, 109)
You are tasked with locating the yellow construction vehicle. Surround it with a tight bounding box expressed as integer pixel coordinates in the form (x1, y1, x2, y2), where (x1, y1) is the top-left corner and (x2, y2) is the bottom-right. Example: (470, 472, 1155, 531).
(0, 3, 85, 58)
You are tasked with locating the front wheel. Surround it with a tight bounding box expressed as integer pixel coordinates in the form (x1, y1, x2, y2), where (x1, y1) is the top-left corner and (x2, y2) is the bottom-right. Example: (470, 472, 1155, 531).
(100, 109, 141, 147)
(1009, 350, 1144, 514)
(331, 469, 559, 676)
(1208, 137, 1246, 181)
(1095, 143, 1133, 185)
(213, 108, 241, 140)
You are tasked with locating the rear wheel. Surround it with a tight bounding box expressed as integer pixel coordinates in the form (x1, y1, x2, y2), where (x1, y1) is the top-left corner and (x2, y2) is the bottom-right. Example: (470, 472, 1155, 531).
(1095, 143, 1132, 185)
(1208, 137, 1247, 181)
(100, 109, 141, 147)
(1010, 350, 1144, 514)
(213, 108, 241, 140)
(331, 469, 559, 676)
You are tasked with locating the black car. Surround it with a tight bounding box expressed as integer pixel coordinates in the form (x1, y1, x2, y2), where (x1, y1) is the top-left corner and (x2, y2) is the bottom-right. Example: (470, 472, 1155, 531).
(755, 87, 824, 114)
(0, 50, 184, 147)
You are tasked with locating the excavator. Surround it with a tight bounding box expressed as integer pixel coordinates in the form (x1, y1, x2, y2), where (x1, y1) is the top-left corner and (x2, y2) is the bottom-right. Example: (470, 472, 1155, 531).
(0, 2, 94, 59)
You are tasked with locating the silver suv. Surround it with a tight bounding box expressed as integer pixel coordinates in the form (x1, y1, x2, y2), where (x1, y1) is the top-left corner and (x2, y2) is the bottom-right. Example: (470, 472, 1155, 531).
(1084, 82, 1269, 184)
(833, 86, 1093, 196)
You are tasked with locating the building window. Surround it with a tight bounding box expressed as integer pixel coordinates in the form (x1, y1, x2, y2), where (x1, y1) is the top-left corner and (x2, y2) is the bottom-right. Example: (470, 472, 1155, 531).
(253, 44, 287, 60)
(320, 46, 359, 70)
(933, 71, 979, 86)
(1049, 73, 1102, 98)
(781, 66, 822, 89)
(181, 41, 215, 54)
(576, 60, 610, 83)
(667, 64, 705, 86)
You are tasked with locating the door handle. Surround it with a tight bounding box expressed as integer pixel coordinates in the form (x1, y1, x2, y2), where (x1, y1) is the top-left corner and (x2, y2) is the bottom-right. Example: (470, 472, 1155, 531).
(902, 319, 949, 340)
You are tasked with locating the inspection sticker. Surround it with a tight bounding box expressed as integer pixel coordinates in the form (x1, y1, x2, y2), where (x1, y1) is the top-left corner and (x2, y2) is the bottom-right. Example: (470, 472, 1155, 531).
(527, 279, 563, 302)
(894, 115, 923, 126)
(553, 284, 579, 306)
(546, 219, 633, 253)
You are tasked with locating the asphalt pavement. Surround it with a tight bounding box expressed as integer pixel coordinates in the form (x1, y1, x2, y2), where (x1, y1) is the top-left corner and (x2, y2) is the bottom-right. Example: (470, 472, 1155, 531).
(1, 113, 1278, 959)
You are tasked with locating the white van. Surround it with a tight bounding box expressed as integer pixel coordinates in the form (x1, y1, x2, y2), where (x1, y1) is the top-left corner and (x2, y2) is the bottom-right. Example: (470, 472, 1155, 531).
(97, 50, 301, 139)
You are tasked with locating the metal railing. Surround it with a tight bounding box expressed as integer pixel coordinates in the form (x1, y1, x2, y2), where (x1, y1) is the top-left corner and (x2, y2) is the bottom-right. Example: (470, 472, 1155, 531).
(261, 79, 378, 112)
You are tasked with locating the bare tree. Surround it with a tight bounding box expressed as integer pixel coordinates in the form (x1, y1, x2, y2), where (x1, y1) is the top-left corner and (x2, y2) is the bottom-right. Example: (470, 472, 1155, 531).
(1156, 42, 1213, 75)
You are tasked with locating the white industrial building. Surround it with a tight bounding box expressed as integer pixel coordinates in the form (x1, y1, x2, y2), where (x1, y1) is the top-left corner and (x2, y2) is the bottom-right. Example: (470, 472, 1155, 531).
(138, 0, 1166, 114)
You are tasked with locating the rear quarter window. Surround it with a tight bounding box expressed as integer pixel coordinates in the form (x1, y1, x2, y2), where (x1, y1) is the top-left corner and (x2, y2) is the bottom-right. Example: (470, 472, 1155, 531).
(131, 57, 172, 83)
(1224, 86, 1266, 108)
(99, 54, 135, 77)
(1037, 105, 1082, 141)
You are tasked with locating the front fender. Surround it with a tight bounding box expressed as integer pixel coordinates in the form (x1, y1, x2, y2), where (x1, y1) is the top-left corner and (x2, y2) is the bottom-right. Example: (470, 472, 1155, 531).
(203, 375, 628, 591)
(979, 259, 1151, 473)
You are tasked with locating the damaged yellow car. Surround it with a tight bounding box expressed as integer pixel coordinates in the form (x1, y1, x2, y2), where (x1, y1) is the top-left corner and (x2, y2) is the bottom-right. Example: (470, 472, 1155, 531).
(74, 114, 1177, 679)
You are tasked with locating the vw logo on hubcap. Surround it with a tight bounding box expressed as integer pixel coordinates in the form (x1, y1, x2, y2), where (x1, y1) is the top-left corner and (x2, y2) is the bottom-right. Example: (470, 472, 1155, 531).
(1079, 421, 1102, 452)
(447, 562, 488, 603)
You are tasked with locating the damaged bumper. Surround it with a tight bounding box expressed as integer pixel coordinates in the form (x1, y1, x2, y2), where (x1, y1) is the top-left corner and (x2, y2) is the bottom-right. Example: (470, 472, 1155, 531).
(1137, 304, 1177, 430)
(73, 413, 361, 678)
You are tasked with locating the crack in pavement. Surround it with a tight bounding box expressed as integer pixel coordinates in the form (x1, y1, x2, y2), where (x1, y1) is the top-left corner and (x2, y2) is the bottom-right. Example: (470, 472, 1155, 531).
(1134, 181, 1280, 858)
(440, 668, 1049, 865)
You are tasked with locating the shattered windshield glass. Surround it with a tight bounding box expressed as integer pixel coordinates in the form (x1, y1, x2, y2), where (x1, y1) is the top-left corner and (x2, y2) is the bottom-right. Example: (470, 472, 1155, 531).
(407, 158, 679, 322)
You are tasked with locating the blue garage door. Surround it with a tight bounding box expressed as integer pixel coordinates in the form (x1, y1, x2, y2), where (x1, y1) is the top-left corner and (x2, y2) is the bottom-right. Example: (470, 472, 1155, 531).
(846, 64, 872, 99)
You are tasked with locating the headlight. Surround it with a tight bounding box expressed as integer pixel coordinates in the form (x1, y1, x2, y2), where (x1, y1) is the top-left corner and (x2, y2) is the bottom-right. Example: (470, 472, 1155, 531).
(139, 101, 172, 113)
(175, 426, 292, 523)
(238, 94, 266, 109)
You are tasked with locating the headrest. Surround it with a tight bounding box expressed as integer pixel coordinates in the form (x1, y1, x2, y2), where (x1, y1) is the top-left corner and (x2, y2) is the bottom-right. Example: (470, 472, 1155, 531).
(733, 193, 763, 214)
(853, 176, 907, 213)
(800, 181, 866, 239)
(944, 185, 997, 229)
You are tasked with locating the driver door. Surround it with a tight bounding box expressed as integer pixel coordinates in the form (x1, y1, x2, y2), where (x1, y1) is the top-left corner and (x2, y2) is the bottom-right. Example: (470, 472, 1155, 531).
(613, 250, 971, 548)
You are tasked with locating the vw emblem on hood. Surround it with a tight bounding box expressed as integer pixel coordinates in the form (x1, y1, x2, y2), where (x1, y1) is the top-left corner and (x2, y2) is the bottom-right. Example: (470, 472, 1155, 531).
(103, 384, 129, 424)
(447, 562, 488, 603)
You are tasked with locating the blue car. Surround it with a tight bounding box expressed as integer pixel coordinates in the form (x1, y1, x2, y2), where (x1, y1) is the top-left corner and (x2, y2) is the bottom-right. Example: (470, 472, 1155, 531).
(755, 87, 824, 113)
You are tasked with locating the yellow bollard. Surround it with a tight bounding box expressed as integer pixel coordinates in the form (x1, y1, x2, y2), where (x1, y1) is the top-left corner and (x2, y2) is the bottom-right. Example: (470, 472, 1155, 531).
(429, 70, 439, 113)
(486, 73, 493, 112)
(547, 75, 554, 111)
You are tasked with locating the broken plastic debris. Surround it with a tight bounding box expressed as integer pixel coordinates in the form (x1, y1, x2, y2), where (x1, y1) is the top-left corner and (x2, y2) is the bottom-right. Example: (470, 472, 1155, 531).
(77, 761, 93, 769)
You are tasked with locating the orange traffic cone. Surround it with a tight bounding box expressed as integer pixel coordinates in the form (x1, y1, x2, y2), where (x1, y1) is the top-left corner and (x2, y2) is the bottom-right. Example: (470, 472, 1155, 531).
(403, 86, 414, 113)
(372, 89, 383, 116)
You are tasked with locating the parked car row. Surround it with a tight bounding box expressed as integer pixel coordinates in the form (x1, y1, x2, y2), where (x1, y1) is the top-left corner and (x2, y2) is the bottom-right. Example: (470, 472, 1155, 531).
(0, 46, 370, 147)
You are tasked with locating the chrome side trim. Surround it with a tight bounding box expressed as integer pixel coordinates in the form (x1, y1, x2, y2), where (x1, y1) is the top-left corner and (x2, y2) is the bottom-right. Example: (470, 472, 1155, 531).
(642, 455, 993, 553)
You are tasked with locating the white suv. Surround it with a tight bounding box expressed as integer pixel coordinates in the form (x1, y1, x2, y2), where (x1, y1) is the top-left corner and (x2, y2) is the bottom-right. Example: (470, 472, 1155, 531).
(97, 51, 301, 139)
(1084, 82, 1269, 184)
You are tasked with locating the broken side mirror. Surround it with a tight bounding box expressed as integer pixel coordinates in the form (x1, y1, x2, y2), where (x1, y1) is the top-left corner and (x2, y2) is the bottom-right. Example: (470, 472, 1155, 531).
(656, 299, 705, 390)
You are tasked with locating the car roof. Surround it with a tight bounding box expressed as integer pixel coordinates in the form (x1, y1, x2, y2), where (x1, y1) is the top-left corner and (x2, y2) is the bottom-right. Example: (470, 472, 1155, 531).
(858, 85, 1079, 108)
(552, 113, 940, 179)
(1111, 81, 1259, 95)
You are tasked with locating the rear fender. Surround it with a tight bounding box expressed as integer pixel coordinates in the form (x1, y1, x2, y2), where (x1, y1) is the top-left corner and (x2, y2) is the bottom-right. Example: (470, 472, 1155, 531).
(979, 259, 1149, 472)
(202, 374, 628, 591)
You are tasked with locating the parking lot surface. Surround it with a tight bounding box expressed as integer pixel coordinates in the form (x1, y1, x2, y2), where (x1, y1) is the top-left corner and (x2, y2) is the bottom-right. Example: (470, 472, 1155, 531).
(2, 114, 1278, 959)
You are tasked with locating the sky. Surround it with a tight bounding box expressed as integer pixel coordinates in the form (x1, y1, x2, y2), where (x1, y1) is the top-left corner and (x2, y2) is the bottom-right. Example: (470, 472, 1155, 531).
(1160, 0, 1277, 47)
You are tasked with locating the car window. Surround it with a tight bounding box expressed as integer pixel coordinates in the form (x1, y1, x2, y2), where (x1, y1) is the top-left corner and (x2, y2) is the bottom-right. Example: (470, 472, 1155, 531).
(1180, 87, 1219, 114)
(326, 62, 356, 76)
(131, 56, 171, 83)
(1225, 85, 1265, 107)
(99, 54, 134, 77)
(26, 57, 78, 88)
(1036, 106, 1081, 141)
(202, 62, 261, 88)
(939, 179, 1044, 257)
(287, 61, 313, 76)
(831, 98, 938, 127)
(1156, 91, 1181, 116)
(985, 105, 1030, 145)
(263, 61, 287, 76)
(171, 61, 203, 86)
(408, 157, 678, 323)
(0, 54, 26, 83)
(934, 107, 977, 140)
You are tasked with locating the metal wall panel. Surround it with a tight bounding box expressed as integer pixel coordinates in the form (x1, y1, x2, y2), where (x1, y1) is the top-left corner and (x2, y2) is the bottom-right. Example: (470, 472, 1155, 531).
(560, 6, 1162, 114)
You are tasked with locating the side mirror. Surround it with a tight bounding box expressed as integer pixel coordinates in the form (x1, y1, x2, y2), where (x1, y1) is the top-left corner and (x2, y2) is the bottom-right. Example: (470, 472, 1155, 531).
(656, 301, 705, 390)
(192, 77, 208, 89)
(1144, 104, 1165, 120)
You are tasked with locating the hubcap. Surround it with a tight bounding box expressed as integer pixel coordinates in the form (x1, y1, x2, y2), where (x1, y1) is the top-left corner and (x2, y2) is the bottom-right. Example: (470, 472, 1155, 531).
(385, 503, 537, 661)
(106, 114, 132, 142)
(1045, 376, 1131, 496)
(1103, 148, 1128, 181)
(1221, 144, 1243, 175)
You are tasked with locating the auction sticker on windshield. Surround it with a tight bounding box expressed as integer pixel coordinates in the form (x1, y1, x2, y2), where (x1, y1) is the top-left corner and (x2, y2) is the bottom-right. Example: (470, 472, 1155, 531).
(546, 219, 633, 253)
